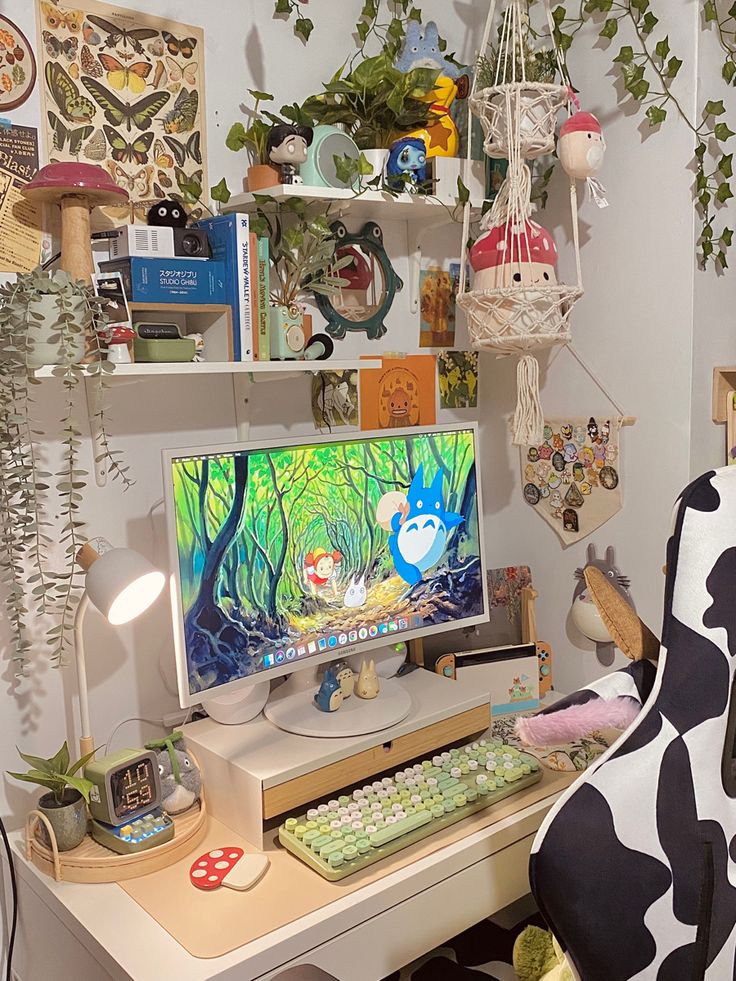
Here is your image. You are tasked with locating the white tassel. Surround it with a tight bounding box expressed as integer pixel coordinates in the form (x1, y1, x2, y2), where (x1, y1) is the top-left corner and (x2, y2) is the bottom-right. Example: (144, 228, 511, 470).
(587, 176, 609, 209)
(512, 354, 544, 445)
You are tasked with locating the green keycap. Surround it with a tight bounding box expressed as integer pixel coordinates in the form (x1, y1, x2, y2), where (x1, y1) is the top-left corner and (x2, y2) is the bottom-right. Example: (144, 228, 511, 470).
(311, 834, 332, 852)
(431, 804, 444, 818)
(303, 830, 320, 845)
(320, 839, 345, 859)
(369, 810, 432, 846)
(294, 824, 307, 839)
(439, 780, 464, 797)
(453, 794, 467, 807)
(328, 851, 344, 867)
(357, 838, 371, 853)
(443, 800, 455, 813)
(343, 844, 358, 859)
(465, 788, 478, 802)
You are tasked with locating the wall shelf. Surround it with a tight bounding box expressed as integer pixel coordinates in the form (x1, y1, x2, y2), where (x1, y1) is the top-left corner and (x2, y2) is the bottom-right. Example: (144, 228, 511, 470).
(32, 358, 380, 380)
(223, 184, 483, 222)
(713, 366, 736, 423)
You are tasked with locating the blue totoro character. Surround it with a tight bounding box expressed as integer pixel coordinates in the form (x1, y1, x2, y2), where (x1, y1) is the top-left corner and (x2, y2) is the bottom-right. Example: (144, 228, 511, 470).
(314, 667, 344, 713)
(394, 20, 462, 79)
(389, 464, 464, 588)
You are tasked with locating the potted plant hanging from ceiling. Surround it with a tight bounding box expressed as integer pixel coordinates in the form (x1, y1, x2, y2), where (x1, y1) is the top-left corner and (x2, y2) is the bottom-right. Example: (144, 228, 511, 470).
(0, 268, 133, 672)
(8, 742, 95, 851)
(457, 0, 591, 446)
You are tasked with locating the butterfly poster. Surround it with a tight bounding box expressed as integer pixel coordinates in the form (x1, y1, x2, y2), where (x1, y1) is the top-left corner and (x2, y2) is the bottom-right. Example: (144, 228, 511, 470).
(520, 415, 623, 546)
(36, 0, 206, 226)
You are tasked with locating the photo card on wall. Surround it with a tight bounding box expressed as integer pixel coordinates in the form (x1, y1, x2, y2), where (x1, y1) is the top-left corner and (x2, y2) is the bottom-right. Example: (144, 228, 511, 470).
(36, 0, 206, 225)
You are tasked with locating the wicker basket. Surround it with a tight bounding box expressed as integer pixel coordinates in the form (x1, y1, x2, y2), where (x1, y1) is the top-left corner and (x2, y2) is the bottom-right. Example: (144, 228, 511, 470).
(470, 82, 568, 160)
(458, 283, 583, 353)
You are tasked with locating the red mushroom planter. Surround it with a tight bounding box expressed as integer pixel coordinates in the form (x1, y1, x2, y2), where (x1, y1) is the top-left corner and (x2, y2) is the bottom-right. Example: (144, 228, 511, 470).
(103, 325, 136, 364)
(22, 162, 128, 285)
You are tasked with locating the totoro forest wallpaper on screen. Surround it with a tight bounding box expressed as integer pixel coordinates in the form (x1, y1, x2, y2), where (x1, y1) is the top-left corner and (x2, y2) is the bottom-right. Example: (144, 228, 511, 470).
(171, 429, 483, 695)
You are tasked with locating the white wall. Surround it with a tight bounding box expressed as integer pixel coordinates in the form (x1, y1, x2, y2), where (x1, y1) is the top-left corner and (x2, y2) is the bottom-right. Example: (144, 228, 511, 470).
(0, 0, 717, 835)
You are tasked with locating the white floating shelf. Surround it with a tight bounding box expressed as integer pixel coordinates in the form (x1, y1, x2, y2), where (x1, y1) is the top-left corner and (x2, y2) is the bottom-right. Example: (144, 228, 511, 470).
(33, 358, 381, 380)
(224, 184, 482, 222)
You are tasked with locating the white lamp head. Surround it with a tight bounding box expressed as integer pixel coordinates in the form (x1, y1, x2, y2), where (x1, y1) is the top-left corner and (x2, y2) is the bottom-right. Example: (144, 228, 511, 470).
(78, 541, 165, 625)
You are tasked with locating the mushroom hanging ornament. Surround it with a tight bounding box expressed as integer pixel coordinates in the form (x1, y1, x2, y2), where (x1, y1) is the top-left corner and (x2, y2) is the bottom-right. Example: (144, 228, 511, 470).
(558, 111, 609, 208)
(470, 218, 558, 292)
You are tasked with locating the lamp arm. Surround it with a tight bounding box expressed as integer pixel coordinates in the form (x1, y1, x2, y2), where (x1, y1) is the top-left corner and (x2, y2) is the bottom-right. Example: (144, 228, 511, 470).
(73, 591, 95, 759)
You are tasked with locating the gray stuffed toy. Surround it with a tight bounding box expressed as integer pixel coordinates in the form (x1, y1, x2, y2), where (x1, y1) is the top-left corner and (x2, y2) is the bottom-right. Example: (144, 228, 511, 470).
(145, 732, 202, 815)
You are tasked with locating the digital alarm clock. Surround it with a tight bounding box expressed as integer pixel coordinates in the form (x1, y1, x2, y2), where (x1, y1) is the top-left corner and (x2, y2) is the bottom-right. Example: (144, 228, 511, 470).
(85, 748, 175, 854)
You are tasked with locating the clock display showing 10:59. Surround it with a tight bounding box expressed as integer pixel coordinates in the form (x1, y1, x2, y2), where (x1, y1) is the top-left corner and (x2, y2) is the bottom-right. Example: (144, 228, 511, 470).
(111, 757, 157, 820)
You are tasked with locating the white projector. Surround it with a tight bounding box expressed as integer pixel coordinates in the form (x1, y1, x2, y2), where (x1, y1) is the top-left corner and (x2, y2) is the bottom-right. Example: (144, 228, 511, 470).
(109, 225, 175, 260)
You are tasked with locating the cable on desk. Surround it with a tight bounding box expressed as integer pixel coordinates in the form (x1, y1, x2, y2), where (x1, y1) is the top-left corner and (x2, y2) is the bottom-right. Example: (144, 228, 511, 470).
(0, 814, 18, 981)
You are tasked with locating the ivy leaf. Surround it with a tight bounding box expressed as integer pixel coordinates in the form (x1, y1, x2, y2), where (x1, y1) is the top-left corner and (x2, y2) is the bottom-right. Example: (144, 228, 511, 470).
(729, 1, 736, 15)
(210, 178, 231, 204)
(274, 0, 291, 13)
(356, 19, 369, 41)
(457, 177, 470, 205)
(722, 228, 734, 246)
(717, 182, 734, 203)
(361, 0, 377, 16)
(715, 122, 736, 141)
(646, 105, 667, 125)
(720, 153, 734, 178)
(552, 6, 566, 25)
(723, 61, 736, 84)
(295, 17, 313, 42)
(695, 141, 707, 160)
(557, 32, 573, 51)
(697, 169, 708, 190)
(629, 78, 650, 101)
(705, 99, 726, 116)
(702, 222, 714, 240)
(704, 0, 717, 21)
(655, 36, 670, 60)
(717, 250, 729, 269)
(699, 190, 710, 209)
(667, 56, 683, 78)
(703, 239, 714, 257)
(641, 12, 658, 34)
(600, 19, 618, 38)
(614, 45, 635, 64)
(631, 0, 649, 10)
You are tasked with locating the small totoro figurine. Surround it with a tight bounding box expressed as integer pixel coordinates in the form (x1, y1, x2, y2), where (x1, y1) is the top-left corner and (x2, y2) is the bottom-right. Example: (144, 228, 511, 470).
(314, 667, 344, 712)
(145, 732, 202, 815)
(333, 661, 355, 698)
(355, 659, 380, 699)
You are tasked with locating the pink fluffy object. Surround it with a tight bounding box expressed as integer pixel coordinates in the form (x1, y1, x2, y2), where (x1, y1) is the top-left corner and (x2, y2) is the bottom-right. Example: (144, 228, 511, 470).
(515, 698, 641, 747)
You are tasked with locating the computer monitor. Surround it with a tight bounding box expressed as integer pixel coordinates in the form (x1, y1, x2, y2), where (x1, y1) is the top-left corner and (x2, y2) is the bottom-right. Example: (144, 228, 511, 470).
(163, 423, 488, 709)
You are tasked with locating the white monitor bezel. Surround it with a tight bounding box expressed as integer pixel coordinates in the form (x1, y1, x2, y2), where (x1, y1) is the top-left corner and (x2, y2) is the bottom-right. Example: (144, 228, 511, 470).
(162, 422, 489, 709)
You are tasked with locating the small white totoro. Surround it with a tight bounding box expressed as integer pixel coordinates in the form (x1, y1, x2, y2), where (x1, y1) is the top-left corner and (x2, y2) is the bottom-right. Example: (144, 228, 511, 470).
(343, 573, 367, 608)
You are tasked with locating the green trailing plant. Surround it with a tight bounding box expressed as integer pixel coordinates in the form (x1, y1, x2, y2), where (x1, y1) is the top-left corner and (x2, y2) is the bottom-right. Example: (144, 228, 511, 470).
(8, 741, 95, 805)
(249, 195, 352, 307)
(0, 268, 133, 672)
(303, 53, 441, 150)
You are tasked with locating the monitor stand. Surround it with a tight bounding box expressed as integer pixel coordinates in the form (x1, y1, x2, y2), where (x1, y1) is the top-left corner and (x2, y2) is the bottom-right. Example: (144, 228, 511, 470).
(264, 661, 412, 738)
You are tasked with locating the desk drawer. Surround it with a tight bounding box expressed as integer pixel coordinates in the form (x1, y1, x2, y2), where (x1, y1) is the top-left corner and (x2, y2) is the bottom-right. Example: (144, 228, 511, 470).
(262, 704, 490, 820)
(263, 832, 535, 981)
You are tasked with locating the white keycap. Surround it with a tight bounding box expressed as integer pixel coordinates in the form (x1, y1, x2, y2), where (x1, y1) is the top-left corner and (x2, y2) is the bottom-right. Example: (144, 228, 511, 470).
(427, 777, 438, 787)
(328, 800, 339, 809)
(392, 803, 402, 812)
(432, 756, 443, 766)
(318, 804, 329, 815)
(411, 794, 422, 804)
(307, 809, 318, 821)
(366, 825, 377, 834)
(351, 820, 364, 830)
(451, 767, 461, 778)
(341, 815, 353, 825)
(385, 815, 397, 825)
(372, 781, 382, 791)
(359, 800, 370, 810)
(377, 789, 388, 799)
(413, 764, 423, 773)
(353, 789, 364, 800)
(469, 760, 478, 770)
(382, 777, 393, 787)
(338, 807, 349, 816)
(477, 774, 488, 785)
(396, 811, 407, 820)
(330, 820, 342, 829)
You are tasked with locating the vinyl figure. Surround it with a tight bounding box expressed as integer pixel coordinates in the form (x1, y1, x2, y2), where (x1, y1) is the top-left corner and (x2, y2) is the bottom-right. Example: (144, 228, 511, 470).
(386, 137, 427, 189)
(267, 123, 313, 185)
(333, 662, 355, 698)
(314, 667, 344, 712)
(355, 659, 380, 699)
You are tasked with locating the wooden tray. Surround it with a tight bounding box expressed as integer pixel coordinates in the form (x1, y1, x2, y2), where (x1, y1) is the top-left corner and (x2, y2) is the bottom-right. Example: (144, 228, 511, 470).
(25, 797, 208, 883)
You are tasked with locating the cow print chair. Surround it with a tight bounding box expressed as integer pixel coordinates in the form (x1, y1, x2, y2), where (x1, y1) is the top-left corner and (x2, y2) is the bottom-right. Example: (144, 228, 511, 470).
(529, 467, 736, 981)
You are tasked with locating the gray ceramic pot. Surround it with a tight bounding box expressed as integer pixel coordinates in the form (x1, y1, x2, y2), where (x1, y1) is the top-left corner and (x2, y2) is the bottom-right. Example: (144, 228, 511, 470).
(25, 293, 87, 367)
(38, 789, 88, 851)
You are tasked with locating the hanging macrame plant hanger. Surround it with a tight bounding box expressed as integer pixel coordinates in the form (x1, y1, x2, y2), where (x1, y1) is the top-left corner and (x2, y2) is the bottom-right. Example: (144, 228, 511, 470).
(458, 0, 584, 446)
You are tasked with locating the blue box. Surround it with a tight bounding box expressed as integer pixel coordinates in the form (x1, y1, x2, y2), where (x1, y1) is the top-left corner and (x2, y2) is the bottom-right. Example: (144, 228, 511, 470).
(99, 257, 226, 305)
(194, 214, 253, 361)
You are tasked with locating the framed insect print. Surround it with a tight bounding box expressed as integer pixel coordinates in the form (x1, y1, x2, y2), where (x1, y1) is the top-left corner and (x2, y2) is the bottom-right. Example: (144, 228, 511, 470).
(0, 16, 37, 112)
(36, 0, 206, 225)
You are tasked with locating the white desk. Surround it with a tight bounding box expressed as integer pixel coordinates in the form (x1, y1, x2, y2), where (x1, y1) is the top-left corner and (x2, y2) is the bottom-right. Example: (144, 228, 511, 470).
(6, 767, 572, 981)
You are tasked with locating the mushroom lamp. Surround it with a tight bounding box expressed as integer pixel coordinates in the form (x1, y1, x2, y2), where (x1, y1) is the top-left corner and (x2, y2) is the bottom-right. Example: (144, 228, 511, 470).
(22, 162, 128, 284)
(74, 540, 165, 757)
(470, 218, 558, 291)
(558, 111, 606, 181)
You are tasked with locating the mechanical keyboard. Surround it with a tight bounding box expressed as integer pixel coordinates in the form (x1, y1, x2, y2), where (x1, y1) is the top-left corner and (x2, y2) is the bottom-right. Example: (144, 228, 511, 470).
(278, 737, 542, 880)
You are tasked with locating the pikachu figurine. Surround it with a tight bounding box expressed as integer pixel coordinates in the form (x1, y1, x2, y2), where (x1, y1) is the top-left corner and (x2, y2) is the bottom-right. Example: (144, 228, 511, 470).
(355, 659, 380, 700)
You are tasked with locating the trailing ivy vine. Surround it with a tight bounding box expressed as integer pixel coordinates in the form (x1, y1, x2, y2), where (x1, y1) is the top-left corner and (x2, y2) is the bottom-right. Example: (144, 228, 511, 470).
(275, 0, 735, 272)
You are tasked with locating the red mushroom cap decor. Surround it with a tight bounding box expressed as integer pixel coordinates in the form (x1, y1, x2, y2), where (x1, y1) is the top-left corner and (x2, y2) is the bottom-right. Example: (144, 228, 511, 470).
(559, 111, 602, 138)
(22, 162, 128, 204)
(470, 219, 558, 273)
(190, 847, 245, 890)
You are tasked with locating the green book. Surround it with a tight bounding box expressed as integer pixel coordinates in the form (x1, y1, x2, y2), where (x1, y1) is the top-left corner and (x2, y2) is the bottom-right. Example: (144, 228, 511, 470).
(256, 236, 270, 361)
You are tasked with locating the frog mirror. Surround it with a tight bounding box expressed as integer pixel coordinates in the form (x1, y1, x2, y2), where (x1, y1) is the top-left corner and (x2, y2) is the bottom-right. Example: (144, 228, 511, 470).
(314, 220, 403, 340)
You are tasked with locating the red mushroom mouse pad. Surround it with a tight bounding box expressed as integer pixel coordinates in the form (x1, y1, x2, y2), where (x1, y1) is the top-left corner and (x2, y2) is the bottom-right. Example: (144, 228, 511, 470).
(190, 847, 269, 891)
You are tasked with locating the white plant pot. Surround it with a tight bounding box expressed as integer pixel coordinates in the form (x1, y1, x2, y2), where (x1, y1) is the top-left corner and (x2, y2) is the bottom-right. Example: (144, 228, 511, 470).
(431, 157, 485, 205)
(23, 293, 87, 367)
(361, 148, 389, 180)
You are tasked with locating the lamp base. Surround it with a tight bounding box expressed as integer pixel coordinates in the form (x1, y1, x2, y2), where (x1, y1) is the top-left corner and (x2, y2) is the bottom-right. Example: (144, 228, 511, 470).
(201, 682, 270, 725)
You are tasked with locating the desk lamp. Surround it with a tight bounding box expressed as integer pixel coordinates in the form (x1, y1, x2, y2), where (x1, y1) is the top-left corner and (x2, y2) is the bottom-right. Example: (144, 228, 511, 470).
(75, 540, 165, 757)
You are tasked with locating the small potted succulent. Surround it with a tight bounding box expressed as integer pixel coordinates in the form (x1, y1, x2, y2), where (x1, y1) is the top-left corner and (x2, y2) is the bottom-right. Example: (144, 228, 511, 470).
(303, 53, 440, 178)
(250, 196, 351, 357)
(8, 742, 95, 851)
(226, 89, 283, 193)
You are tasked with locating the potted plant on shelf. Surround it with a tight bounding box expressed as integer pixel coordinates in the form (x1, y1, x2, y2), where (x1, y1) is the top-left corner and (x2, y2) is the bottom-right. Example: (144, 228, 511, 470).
(303, 53, 440, 178)
(8, 742, 95, 851)
(251, 196, 351, 358)
(0, 268, 133, 671)
(226, 89, 284, 193)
